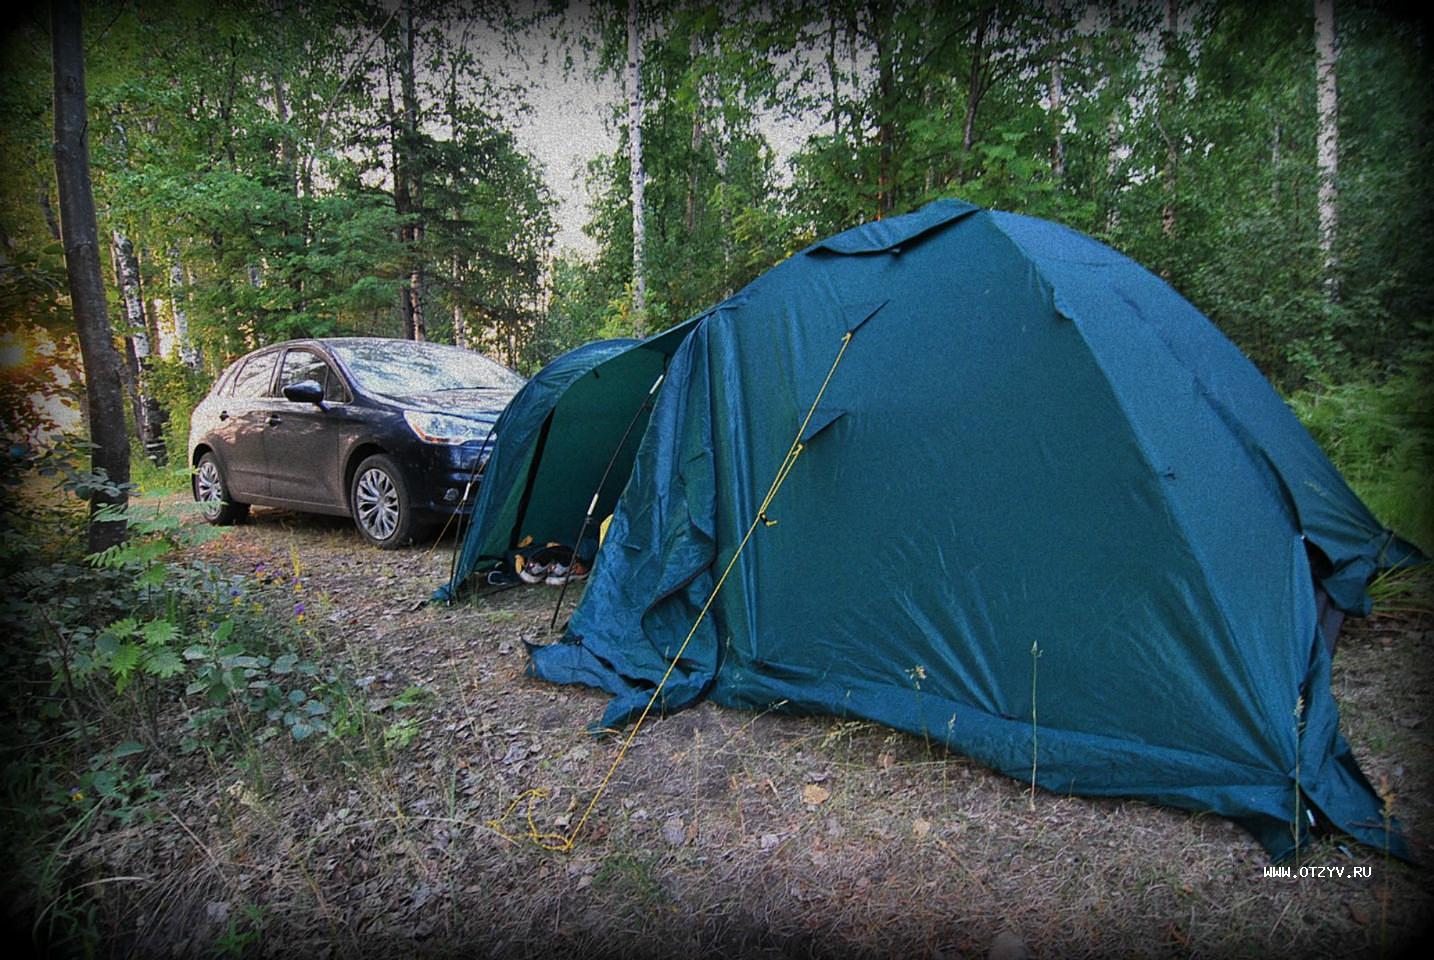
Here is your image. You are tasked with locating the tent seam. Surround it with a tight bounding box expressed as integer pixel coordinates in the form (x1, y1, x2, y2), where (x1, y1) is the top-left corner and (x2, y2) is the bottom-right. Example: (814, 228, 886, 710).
(984, 216, 1297, 776)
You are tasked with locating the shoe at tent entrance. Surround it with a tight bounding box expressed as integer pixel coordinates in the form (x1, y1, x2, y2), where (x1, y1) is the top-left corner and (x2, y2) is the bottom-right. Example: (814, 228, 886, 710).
(434, 198, 1424, 860)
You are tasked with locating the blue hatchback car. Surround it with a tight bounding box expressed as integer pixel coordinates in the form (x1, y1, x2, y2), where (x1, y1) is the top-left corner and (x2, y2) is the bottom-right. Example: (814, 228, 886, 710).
(188, 337, 524, 547)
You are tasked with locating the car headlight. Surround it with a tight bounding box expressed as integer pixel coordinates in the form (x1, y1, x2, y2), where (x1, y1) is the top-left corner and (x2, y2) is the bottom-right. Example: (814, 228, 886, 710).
(403, 410, 492, 445)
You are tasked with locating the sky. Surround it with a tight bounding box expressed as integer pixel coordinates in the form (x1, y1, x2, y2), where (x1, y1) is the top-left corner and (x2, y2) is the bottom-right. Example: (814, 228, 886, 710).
(473, 3, 819, 258)
(493, 13, 618, 256)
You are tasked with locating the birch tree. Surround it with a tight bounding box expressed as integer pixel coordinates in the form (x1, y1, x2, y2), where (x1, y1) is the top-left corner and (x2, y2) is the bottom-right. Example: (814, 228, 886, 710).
(1314, 0, 1339, 298)
(628, 0, 647, 330)
(111, 230, 164, 460)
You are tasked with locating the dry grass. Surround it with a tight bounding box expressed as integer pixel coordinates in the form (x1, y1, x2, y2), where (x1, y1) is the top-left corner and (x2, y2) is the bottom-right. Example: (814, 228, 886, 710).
(61, 505, 1434, 958)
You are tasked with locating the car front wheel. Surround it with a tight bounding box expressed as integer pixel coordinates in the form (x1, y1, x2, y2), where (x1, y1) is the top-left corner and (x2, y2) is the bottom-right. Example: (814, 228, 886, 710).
(194, 453, 249, 525)
(351, 453, 418, 548)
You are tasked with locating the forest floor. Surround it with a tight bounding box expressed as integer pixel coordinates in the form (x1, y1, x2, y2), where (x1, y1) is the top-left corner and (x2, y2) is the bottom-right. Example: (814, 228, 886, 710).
(81, 500, 1433, 958)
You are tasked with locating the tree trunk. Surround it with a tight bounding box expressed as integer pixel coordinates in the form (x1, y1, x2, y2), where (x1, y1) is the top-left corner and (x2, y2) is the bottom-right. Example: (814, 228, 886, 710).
(39, 189, 61, 240)
(685, 27, 704, 235)
(875, 1, 894, 217)
(958, 8, 994, 184)
(1105, 105, 1122, 233)
(452, 253, 469, 349)
(826, 5, 841, 141)
(111, 232, 165, 461)
(52, 0, 131, 553)
(409, 256, 427, 342)
(170, 247, 199, 368)
(1160, 0, 1179, 244)
(628, 0, 647, 332)
(400, 0, 425, 341)
(1047, 0, 1066, 182)
(1314, 0, 1339, 298)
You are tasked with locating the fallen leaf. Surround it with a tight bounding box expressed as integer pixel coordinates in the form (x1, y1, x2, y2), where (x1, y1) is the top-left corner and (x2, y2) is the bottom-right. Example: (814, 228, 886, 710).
(913, 817, 932, 838)
(802, 784, 831, 806)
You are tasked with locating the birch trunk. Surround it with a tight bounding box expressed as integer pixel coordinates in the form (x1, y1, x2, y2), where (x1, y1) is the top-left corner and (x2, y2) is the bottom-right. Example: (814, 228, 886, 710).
(1160, 0, 1179, 242)
(1314, 0, 1339, 297)
(170, 247, 199, 368)
(1047, 0, 1066, 182)
(1106, 110, 1122, 232)
(401, 0, 425, 341)
(52, 0, 131, 551)
(112, 231, 164, 460)
(875, 2, 894, 216)
(685, 27, 704, 235)
(627, 0, 647, 331)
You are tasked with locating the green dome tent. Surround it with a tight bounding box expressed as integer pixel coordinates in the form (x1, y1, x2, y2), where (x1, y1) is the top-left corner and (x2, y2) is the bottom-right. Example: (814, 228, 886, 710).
(441, 200, 1420, 858)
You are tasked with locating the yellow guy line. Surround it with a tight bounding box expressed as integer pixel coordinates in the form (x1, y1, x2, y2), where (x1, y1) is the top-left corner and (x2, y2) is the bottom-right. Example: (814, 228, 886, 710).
(487, 330, 855, 853)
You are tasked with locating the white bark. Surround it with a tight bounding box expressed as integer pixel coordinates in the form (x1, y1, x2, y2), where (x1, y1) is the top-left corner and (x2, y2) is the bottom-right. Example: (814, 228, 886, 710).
(113, 231, 149, 358)
(1047, 0, 1065, 181)
(112, 231, 162, 457)
(1160, 0, 1179, 241)
(627, 0, 646, 328)
(1315, 0, 1339, 294)
(1106, 112, 1122, 232)
(170, 247, 199, 367)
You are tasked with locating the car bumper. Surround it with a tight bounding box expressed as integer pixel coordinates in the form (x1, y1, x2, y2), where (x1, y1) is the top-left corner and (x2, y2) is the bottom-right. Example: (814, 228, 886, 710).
(405, 441, 491, 520)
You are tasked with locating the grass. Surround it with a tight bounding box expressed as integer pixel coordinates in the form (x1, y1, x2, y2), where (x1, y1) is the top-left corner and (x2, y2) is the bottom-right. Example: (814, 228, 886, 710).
(129, 452, 192, 498)
(1288, 373, 1434, 556)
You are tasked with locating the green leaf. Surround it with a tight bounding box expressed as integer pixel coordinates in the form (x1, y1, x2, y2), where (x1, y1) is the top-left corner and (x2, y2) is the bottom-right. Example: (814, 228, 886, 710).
(107, 617, 139, 641)
(111, 642, 142, 680)
(140, 619, 180, 647)
(137, 565, 168, 589)
(144, 646, 186, 679)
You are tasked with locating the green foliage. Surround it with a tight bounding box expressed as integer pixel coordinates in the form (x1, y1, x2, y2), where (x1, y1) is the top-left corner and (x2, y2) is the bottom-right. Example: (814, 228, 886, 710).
(0, 442, 359, 952)
(1289, 373, 1434, 555)
(142, 355, 211, 475)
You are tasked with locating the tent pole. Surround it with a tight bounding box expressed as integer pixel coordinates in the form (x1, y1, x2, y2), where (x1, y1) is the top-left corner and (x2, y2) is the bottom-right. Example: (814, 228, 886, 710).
(549, 372, 665, 630)
(442, 419, 500, 601)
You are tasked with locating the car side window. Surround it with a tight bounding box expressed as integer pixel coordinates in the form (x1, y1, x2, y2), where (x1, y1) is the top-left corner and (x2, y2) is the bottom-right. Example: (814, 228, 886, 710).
(228, 352, 279, 399)
(278, 349, 344, 402)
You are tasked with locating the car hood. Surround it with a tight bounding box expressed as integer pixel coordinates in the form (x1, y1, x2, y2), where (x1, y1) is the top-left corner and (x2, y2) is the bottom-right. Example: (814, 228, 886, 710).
(380, 389, 514, 420)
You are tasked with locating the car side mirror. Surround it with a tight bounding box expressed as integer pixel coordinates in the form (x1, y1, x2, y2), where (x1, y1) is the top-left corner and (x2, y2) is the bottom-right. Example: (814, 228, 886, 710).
(282, 379, 326, 407)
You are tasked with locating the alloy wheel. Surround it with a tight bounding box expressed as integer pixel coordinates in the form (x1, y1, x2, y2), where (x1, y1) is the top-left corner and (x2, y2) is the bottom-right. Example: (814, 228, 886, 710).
(196, 459, 225, 520)
(355, 466, 400, 541)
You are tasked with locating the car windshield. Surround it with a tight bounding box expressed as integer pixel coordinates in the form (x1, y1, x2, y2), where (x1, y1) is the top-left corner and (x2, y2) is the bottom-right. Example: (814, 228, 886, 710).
(330, 341, 525, 396)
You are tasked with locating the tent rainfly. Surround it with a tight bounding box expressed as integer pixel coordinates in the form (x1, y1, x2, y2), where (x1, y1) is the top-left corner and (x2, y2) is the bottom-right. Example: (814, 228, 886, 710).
(438, 200, 1421, 859)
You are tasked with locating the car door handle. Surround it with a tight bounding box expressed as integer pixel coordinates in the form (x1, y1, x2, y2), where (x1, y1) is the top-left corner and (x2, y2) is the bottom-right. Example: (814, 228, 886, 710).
(267, 414, 282, 426)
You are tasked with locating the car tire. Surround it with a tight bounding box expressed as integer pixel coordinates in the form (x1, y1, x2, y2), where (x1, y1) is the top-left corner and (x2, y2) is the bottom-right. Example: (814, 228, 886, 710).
(194, 452, 249, 525)
(350, 453, 418, 548)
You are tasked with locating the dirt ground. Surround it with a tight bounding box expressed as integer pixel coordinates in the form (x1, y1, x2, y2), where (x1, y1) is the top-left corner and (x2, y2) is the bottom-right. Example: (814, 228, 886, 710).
(92, 501, 1432, 958)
